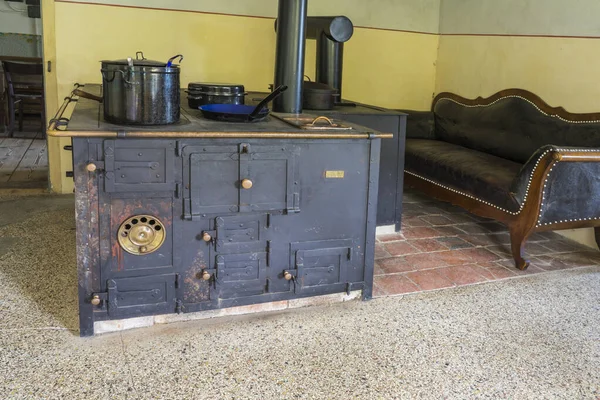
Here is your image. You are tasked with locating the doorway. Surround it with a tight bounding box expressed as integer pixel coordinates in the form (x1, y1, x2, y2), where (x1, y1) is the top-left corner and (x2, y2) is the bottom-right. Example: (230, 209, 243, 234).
(0, 0, 48, 189)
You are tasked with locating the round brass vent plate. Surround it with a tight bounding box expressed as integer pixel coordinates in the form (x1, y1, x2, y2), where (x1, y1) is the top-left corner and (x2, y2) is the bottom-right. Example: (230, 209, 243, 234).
(117, 215, 165, 255)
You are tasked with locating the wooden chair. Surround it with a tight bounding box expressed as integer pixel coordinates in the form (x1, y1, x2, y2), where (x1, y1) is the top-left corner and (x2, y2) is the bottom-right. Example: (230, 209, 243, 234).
(2, 61, 45, 138)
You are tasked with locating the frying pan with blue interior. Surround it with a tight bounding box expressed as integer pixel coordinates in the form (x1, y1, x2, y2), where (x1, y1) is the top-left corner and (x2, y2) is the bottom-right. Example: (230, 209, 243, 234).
(199, 85, 288, 122)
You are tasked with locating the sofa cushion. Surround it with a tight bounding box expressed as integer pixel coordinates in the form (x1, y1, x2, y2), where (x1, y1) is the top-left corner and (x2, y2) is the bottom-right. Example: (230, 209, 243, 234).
(405, 139, 522, 212)
(434, 96, 600, 164)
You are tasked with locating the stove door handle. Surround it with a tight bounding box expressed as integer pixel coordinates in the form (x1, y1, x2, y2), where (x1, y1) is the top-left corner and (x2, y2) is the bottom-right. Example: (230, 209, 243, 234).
(86, 161, 105, 172)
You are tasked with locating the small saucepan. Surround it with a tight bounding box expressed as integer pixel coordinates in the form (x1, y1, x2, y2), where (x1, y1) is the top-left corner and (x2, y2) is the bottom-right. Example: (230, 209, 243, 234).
(303, 81, 339, 110)
(199, 85, 287, 122)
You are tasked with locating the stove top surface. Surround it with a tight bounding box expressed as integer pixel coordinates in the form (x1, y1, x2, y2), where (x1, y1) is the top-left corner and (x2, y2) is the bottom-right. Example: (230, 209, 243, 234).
(62, 84, 389, 138)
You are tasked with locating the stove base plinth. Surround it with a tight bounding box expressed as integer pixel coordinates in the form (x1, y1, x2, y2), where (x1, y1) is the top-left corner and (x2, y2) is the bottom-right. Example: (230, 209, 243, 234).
(93, 290, 361, 335)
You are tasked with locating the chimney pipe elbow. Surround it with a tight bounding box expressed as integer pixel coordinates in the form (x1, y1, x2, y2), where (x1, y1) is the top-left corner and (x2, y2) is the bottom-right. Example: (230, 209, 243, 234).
(306, 16, 354, 43)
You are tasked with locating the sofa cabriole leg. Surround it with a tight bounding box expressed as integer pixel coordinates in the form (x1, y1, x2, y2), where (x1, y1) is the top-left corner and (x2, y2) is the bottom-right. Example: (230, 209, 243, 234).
(510, 227, 531, 270)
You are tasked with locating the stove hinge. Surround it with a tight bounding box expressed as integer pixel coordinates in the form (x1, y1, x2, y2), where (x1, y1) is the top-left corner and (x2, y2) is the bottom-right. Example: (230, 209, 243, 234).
(175, 140, 183, 156)
(175, 273, 180, 289)
(266, 240, 272, 265)
(175, 183, 182, 199)
(286, 192, 301, 214)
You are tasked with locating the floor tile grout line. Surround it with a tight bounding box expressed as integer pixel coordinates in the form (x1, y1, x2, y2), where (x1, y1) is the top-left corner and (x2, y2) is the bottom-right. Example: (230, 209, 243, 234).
(377, 247, 588, 259)
(377, 261, 583, 277)
(402, 273, 425, 291)
(374, 264, 598, 298)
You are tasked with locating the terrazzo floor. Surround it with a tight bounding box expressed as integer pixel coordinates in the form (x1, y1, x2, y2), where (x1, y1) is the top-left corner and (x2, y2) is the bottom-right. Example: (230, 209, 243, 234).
(0, 191, 599, 399)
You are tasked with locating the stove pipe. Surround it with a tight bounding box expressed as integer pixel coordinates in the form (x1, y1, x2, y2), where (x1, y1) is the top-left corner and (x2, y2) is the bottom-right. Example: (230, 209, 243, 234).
(273, 0, 308, 114)
(307, 16, 354, 100)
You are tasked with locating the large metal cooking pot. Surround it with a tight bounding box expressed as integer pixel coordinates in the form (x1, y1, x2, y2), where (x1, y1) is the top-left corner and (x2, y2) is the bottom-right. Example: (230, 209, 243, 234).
(99, 52, 183, 125)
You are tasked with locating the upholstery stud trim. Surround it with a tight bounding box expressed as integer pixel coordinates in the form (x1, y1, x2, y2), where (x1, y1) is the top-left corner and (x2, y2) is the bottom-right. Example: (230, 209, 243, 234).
(537, 161, 600, 227)
(405, 170, 521, 215)
(439, 97, 600, 124)
(408, 148, 599, 227)
(405, 149, 553, 216)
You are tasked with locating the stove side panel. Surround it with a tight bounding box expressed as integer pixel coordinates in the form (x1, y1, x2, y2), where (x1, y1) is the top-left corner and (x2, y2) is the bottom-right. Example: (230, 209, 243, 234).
(73, 137, 100, 337)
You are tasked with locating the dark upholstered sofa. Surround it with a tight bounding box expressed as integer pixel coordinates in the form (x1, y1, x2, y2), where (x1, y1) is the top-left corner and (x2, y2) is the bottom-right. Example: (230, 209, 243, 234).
(402, 89, 600, 270)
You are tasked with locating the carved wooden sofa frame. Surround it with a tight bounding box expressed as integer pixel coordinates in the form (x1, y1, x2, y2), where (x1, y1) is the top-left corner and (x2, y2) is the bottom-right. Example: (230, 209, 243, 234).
(403, 89, 600, 270)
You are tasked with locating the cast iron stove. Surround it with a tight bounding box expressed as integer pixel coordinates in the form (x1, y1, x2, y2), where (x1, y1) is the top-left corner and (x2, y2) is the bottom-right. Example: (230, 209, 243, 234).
(49, 85, 390, 336)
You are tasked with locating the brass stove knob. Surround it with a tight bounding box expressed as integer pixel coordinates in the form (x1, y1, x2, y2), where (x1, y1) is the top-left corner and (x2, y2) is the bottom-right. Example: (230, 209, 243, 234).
(202, 232, 212, 242)
(284, 271, 293, 281)
(90, 295, 101, 306)
(241, 179, 253, 189)
(201, 270, 212, 281)
(86, 163, 97, 172)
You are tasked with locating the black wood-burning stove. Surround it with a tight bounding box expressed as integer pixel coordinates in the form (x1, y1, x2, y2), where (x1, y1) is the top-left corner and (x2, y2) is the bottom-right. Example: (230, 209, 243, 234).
(50, 86, 389, 336)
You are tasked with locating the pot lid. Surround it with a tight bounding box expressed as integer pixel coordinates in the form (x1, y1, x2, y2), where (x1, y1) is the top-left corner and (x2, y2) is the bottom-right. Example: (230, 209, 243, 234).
(188, 82, 245, 95)
(101, 52, 179, 67)
(101, 58, 168, 67)
(304, 81, 338, 93)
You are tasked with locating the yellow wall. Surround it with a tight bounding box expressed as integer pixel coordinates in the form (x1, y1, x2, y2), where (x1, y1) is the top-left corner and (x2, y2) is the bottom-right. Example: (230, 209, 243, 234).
(60, 0, 442, 33)
(435, 35, 600, 112)
(48, 1, 439, 193)
(42, 0, 63, 193)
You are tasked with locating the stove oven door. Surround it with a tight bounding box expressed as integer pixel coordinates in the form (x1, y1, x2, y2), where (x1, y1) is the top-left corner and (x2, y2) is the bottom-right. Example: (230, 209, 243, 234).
(102, 139, 176, 193)
(203, 214, 270, 300)
(286, 239, 355, 295)
(182, 143, 299, 217)
(96, 195, 178, 319)
(212, 252, 268, 299)
(105, 274, 177, 319)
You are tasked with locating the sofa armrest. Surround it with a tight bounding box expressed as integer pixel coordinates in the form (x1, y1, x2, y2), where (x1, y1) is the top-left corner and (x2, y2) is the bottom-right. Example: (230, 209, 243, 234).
(511, 145, 600, 225)
(397, 110, 436, 139)
(510, 145, 556, 205)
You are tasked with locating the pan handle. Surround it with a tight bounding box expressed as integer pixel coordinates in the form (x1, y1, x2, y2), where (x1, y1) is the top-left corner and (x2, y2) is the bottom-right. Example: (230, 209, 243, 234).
(73, 89, 103, 103)
(249, 85, 288, 119)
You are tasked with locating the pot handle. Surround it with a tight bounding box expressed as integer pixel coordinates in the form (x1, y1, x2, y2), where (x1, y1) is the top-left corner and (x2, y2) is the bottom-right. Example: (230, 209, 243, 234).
(166, 54, 183, 67)
(101, 69, 117, 83)
(136, 51, 146, 60)
(73, 89, 103, 103)
(100, 69, 136, 85)
(309, 116, 335, 127)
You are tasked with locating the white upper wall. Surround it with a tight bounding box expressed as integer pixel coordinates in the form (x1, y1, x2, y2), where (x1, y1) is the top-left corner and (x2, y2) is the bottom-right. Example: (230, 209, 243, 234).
(440, 0, 600, 36)
(59, 0, 441, 33)
(0, 2, 42, 35)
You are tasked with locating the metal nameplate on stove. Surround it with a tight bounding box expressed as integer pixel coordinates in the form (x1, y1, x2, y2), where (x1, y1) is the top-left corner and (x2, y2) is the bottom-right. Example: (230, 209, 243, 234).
(325, 170, 345, 178)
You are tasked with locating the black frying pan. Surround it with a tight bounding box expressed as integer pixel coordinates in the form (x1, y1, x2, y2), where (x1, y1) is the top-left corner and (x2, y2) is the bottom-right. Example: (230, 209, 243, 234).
(199, 85, 288, 122)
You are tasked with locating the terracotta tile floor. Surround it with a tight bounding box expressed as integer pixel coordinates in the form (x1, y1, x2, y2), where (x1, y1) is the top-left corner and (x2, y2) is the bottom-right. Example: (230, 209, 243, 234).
(373, 189, 600, 297)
